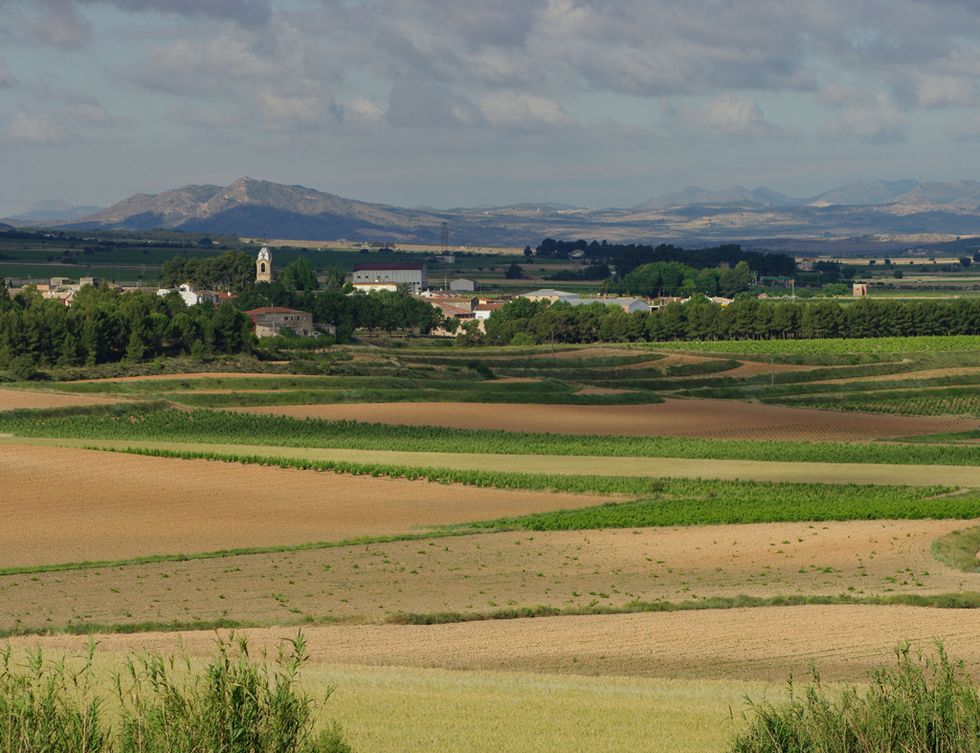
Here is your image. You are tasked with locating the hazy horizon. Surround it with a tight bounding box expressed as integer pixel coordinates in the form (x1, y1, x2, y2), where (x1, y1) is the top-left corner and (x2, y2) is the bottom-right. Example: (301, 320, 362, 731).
(4, 1, 980, 216)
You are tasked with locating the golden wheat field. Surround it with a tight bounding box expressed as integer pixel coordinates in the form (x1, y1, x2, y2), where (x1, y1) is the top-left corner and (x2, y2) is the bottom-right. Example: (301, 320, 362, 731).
(12, 605, 979, 681)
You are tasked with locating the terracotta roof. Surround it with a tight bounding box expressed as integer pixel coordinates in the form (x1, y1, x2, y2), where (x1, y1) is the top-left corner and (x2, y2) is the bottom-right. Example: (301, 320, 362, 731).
(244, 307, 308, 315)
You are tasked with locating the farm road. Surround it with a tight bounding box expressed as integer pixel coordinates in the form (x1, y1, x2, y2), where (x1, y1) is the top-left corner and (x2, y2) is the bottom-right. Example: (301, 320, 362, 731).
(18, 437, 980, 488)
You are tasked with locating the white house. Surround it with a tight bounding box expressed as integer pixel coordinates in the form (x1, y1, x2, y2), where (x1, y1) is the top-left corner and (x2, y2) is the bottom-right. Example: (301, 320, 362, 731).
(157, 283, 221, 306)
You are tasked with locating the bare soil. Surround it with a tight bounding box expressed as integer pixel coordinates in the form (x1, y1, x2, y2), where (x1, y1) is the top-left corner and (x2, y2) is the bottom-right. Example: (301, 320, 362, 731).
(13, 605, 979, 681)
(0, 388, 127, 411)
(2, 520, 973, 631)
(235, 398, 979, 441)
(812, 366, 980, 385)
(0, 444, 616, 568)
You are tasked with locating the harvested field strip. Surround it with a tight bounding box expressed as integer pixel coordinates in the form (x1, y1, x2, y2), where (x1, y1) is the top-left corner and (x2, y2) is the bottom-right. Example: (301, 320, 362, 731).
(648, 335, 980, 356)
(5, 407, 980, 465)
(3, 521, 974, 633)
(0, 444, 616, 568)
(60, 442, 980, 512)
(0, 387, 129, 411)
(34, 437, 980, 488)
(230, 399, 978, 441)
(812, 366, 980, 384)
(12, 606, 980, 681)
(682, 374, 980, 400)
(169, 387, 660, 408)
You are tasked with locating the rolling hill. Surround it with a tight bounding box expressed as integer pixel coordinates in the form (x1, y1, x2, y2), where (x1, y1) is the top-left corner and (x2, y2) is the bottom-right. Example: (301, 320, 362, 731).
(12, 176, 980, 248)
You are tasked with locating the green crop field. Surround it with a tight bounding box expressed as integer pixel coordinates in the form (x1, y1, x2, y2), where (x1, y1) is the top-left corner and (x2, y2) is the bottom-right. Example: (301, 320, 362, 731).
(4, 407, 979, 466)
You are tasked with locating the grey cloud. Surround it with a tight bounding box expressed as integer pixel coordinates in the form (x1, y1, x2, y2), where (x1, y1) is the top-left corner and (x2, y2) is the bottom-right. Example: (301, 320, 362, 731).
(945, 116, 980, 142)
(80, 0, 270, 25)
(0, 57, 14, 88)
(386, 81, 483, 128)
(35, 0, 92, 49)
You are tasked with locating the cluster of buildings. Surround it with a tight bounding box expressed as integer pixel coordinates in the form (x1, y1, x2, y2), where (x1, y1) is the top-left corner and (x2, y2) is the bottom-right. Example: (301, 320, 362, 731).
(2, 275, 108, 305)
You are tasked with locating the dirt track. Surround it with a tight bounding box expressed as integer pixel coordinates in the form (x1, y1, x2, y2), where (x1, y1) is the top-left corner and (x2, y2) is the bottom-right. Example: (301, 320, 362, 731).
(234, 398, 979, 441)
(12, 606, 979, 681)
(0, 444, 616, 567)
(3, 519, 973, 631)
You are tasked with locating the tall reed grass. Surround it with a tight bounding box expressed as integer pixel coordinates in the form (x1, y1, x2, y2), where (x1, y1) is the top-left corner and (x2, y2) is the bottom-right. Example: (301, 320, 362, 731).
(730, 644, 979, 753)
(0, 635, 350, 753)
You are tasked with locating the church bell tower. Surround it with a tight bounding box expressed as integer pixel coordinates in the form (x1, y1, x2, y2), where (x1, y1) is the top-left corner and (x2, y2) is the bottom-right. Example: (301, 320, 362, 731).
(256, 247, 272, 283)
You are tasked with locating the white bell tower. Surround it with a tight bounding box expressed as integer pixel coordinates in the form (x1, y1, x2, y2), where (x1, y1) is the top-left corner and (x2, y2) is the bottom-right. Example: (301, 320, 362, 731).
(256, 247, 272, 283)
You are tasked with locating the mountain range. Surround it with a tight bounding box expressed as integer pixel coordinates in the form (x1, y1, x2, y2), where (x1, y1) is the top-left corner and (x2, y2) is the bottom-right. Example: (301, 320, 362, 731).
(9, 177, 980, 249)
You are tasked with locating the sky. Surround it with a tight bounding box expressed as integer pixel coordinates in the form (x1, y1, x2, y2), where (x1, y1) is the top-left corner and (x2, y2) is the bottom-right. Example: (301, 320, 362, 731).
(2, 0, 980, 216)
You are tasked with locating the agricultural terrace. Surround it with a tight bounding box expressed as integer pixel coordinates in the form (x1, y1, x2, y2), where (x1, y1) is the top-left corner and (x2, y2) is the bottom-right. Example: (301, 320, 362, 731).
(1, 334, 979, 752)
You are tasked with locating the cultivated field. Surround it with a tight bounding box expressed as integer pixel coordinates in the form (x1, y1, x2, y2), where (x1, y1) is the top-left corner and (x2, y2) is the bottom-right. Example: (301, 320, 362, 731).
(1, 520, 974, 631)
(0, 387, 127, 410)
(19, 437, 980, 486)
(2, 336, 980, 752)
(0, 444, 616, 567)
(12, 605, 980, 682)
(234, 398, 978, 441)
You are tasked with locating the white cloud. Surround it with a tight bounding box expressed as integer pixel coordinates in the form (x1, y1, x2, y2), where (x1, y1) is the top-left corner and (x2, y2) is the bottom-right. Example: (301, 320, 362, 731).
(3, 112, 68, 145)
(254, 89, 325, 128)
(673, 94, 782, 140)
(479, 91, 576, 131)
(818, 86, 908, 145)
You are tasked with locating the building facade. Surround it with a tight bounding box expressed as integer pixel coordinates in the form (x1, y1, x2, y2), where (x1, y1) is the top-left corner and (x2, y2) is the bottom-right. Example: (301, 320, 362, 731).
(244, 306, 314, 337)
(351, 263, 427, 292)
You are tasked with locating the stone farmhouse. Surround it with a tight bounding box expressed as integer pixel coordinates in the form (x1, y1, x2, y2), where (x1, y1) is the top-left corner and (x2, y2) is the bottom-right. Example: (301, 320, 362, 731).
(244, 307, 315, 337)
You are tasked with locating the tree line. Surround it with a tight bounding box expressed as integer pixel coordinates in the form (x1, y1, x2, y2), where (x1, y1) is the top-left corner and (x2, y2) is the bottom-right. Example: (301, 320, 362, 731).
(534, 239, 796, 276)
(0, 284, 253, 370)
(481, 296, 980, 345)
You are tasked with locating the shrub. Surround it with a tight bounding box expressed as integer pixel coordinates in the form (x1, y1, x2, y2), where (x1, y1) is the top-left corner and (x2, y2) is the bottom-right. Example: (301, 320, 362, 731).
(0, 634, 350, 753)
(730, 644, 979, 753)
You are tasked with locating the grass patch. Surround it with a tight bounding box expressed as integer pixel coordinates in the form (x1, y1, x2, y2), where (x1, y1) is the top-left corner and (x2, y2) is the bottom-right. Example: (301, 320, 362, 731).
(649, 335, 980, 357)
(933, 526, 980, 573)
(387, 592, 980, 625)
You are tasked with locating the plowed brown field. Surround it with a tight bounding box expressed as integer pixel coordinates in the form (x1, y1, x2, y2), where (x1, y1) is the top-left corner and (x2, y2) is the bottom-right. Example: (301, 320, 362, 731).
(0, 388, 126, 410)
(13, 606, 979, 681)
(0, 444, 616, 567)
(235, 398, 979, 441)
(2, 520, 973, 631)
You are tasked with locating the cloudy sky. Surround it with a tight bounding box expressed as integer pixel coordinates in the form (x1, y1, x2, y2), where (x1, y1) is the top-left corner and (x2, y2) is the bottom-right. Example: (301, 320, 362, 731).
(2, 0, 980, 215)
